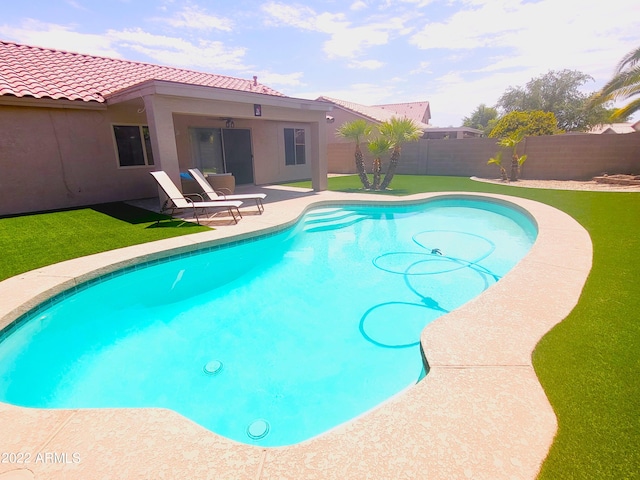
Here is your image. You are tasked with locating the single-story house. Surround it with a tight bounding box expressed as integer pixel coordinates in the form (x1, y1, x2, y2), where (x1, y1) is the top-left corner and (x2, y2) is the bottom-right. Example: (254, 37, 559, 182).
(0, 40, 332, 216)
(316, 96, 482, 173)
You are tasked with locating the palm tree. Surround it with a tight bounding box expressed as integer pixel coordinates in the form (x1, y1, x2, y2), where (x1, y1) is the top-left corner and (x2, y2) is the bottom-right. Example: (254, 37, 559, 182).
(497, 133, 527, 181)
(487, 151, 508, 181)
(590, 45, 640, 120)
(336, 119, 373, 189)
(378, 117, 423, 190)
(367, 137, 393, 190)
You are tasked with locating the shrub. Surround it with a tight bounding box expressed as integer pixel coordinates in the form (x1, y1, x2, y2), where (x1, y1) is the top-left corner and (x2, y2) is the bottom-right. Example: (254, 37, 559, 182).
(489, 110, 559, 138)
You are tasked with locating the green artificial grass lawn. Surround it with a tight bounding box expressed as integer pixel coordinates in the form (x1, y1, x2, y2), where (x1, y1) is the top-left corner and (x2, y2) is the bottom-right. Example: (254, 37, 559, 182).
(291, 175, 640, 479)
(0, 202, 209, 280)
(1, 177, 638, 478)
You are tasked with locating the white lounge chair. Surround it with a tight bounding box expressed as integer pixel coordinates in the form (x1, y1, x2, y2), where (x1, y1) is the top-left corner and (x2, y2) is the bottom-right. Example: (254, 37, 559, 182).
(188, 168, 266, 214)
(150, 171, 243, 224)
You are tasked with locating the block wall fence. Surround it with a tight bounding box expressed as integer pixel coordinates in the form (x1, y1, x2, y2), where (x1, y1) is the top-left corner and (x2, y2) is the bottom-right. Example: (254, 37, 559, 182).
(328, 132, 640, 180)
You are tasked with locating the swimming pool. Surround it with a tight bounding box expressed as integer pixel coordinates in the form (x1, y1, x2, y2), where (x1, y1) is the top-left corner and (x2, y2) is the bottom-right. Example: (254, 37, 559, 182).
(0, 197, 537, 447)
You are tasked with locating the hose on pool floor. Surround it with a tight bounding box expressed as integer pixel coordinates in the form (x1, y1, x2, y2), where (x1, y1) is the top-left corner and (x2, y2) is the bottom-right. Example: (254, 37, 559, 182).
(360, 230, 501, 349)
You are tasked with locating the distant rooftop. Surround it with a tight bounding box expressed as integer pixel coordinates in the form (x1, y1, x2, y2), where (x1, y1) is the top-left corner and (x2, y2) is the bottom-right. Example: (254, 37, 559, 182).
(317, 96, 431, 129)
(588, 121, 640, 134)
(0, 40, 284, 104)
(374, 101, 431, 125)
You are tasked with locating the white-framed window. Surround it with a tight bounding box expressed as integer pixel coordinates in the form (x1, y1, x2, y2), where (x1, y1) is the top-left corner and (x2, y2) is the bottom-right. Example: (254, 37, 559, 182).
(113, 125, 154, 167)
(284, 127, 306, 165)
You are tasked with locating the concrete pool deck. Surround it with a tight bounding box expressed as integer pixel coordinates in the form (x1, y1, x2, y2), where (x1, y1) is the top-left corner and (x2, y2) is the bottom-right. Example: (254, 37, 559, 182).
(0, 186, 592, 480)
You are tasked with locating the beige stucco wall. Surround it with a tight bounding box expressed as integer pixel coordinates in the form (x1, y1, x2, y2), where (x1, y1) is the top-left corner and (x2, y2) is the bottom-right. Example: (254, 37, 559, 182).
(148, 95, 325, 189)
(1, 91, 329, 215)
(0, 103, 158, 216)
(172, 115, 314, 185)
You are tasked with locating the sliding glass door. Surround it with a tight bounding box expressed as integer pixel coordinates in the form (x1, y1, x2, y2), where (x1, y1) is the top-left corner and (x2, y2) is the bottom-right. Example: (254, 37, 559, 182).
(189, 128, 254, 184)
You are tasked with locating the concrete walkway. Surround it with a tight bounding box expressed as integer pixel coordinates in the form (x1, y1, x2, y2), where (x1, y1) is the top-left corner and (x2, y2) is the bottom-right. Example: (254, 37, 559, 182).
(0, 185, 592, 480)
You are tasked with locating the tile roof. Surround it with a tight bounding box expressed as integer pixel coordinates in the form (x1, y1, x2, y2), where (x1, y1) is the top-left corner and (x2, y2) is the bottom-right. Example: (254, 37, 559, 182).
(0, 40, 284, 104)
(317, 96, 430, 129)
(374, 101, 431, 125)
(588, 121, 640, 134)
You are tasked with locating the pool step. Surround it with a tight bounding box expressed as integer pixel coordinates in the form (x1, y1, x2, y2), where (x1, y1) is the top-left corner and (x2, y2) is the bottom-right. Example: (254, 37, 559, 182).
(302, 212, 368, 233)
(304, 209, 362, 224)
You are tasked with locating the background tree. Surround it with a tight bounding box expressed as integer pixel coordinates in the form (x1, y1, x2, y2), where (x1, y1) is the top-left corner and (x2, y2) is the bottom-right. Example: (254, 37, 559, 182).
(489, 110, 558, 138)
(462, 104, 498, 136)
(589, 45, 640, 120)
(378, 118, 422, 190)
(336, 119, 372, 189)
(496, 70, 602, 131)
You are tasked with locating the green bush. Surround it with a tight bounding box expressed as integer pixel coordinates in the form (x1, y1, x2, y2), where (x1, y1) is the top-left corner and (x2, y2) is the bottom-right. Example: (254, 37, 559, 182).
(489, 110, 559, 138)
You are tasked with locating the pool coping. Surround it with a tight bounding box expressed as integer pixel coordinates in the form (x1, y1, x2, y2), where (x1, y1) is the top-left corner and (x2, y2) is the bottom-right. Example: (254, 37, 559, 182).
(0, 188, 592, 480)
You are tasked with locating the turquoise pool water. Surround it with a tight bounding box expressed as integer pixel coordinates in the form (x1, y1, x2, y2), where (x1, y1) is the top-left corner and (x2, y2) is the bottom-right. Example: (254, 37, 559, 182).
(0, 198, 537, 447)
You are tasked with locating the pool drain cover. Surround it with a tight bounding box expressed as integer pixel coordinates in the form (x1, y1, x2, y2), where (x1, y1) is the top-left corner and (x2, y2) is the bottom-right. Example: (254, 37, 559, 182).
(203, 360, 223, 375)
(247, 419, 270, 439)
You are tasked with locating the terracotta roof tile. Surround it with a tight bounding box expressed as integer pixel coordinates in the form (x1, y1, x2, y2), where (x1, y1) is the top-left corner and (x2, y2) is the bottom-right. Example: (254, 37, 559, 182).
(317, 96, 430, 129)
(0, 40, 284, 103)
(375, 101, 431, 125)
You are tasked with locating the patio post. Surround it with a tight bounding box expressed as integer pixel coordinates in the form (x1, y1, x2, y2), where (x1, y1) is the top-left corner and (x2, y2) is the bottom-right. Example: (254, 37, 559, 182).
(143, 95, 181, 190)
(310, 119, 328, 191)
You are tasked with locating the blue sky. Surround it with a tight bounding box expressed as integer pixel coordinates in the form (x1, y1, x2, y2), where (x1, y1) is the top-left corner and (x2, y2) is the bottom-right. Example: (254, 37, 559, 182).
(2, 0, 638, 126)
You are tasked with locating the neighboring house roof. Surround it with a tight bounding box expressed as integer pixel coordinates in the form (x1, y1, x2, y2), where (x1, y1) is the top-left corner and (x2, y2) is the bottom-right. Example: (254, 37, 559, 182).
(317, 96, 431, 129)
(422, 126, 483, 139)
(0, 40, 284, 104)
(588, 121, 640, 134)
(374, 101, 431, 125)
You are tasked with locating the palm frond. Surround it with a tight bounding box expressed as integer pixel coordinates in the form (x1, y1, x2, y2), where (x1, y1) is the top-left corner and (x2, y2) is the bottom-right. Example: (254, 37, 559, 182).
(487, 151, 503, 166)
(610, 97, 640, 120)
(598, 67, 640, 101)
(378, 117, 423, 145)
(367, 137, 393, 156)
(336, 119, 372, 143)
(615, 45, 640, 73)
(590, 45, 640, 113)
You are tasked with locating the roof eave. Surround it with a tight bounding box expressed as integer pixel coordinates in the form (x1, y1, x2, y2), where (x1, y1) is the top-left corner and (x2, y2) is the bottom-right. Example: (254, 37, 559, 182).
(0, 95, 106, 110)
(106, 79, 333, 112)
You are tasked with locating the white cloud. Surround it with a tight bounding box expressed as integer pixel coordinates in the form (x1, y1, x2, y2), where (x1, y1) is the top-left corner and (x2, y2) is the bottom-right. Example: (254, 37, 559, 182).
(262, 2, 347, 32)
(349, 59, 385, 70)
(0, 19, 250, 72)
(110, 28, 248, 70)
(261, 2, 410, 59)
(291, 83, 400, 105)
(422, 70, 532, 127)
(409, 0, 639, 81)
(154, 5, 234, 31)
(410, 61, 432, 75)
(0, 19, 123, 57)
(256, 71, 305, 87)
(65, 0, 89, 11)
(323, 26, 390, 58)
(405, 0, 640, 125)
(350, 1, 368, 11)
(391, 0, 437, 7)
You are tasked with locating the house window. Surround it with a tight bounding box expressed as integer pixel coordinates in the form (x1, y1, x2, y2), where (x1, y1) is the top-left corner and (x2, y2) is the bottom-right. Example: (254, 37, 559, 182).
(284, 128, 306, 165)
(113, 125, 154, 167)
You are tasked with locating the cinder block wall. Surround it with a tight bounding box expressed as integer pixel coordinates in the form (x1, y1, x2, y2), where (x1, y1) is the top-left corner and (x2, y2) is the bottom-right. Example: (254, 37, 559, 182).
(519, 133, 640, 179)
(328, 132, 640, 179)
